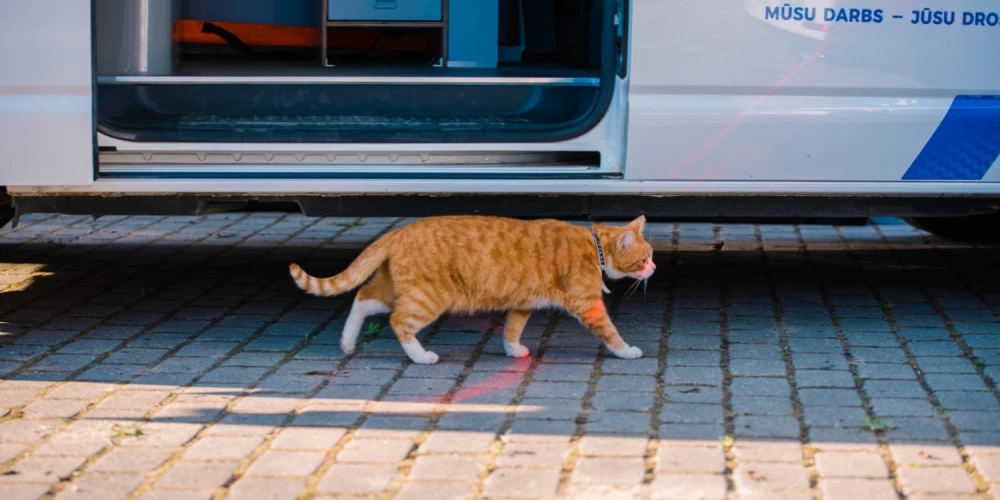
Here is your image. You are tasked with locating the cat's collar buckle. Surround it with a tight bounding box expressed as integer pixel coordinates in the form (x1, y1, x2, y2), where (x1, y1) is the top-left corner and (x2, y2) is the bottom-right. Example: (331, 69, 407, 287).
(592, 232, 611, 294)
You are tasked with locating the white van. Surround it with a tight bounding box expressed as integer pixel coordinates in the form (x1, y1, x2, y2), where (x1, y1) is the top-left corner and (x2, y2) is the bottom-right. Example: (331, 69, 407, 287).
(1, 0, 998, 242)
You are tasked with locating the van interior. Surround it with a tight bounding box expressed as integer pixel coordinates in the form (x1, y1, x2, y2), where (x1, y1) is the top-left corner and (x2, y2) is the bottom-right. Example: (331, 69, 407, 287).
(95, 0, 620, 144)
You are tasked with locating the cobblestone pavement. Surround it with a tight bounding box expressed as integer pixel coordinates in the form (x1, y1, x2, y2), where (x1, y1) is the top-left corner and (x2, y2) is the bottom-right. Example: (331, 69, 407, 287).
(0, 214, 998, 500)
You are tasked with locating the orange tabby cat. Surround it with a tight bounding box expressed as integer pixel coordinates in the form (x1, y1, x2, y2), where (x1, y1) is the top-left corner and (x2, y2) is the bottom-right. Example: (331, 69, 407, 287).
(289, 215, 655, 364)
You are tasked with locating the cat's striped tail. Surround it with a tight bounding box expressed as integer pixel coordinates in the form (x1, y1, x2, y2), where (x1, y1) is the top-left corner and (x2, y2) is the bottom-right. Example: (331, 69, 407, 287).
(288, 238, 389, 297)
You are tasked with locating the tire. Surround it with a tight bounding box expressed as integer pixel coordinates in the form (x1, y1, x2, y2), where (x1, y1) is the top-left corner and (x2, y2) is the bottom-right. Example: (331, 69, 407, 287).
(905, 213, 1000, 243)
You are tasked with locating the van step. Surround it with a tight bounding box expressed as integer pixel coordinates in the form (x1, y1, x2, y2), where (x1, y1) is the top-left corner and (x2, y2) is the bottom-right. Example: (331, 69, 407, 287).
(97, 62, 600, 86)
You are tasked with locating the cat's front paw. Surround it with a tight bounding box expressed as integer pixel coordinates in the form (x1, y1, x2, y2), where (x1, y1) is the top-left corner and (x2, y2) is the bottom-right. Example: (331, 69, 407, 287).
(504, 342, 530, 358)
(340, 339, 356, 355)
(609, 344, 643, 359)
(410, 350, 440, 365)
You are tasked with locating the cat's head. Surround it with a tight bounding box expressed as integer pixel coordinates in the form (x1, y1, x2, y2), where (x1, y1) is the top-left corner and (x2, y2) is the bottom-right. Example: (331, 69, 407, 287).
(595, 216, 656, 281)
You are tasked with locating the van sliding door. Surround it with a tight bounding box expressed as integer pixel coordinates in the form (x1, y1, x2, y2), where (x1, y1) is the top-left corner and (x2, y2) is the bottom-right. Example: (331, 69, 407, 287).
(0, 1, 95, 186)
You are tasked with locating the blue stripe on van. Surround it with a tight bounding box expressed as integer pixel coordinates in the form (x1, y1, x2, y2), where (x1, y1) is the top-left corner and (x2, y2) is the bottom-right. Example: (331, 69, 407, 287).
(902, 95, 1000, 181)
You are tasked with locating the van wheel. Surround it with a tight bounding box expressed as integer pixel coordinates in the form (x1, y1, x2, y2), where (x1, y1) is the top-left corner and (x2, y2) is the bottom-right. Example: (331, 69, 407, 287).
(905, 214, 1000, 243)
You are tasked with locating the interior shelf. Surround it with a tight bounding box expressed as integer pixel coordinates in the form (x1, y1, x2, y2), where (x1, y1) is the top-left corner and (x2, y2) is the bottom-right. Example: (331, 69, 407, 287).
(97, 60, 600, 86)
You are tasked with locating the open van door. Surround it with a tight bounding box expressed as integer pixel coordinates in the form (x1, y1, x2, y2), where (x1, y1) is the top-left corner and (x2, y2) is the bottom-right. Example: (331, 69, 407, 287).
(0, 1, 95, 186)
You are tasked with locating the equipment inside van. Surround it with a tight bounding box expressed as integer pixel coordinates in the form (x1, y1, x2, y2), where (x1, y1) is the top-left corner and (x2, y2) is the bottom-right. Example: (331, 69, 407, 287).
(94, 0, 615, 144)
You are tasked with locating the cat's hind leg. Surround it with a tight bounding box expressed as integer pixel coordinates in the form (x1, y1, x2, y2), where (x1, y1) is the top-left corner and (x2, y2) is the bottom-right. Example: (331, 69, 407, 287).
(503, 309, 532, 358)
(389, 296, 445, 364)
(569, 298, 642, 359)
(340, 269, 393, 355)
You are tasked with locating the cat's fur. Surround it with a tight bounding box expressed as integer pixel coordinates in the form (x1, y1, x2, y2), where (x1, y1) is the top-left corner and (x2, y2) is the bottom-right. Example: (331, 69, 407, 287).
(289, 215, 655, 364)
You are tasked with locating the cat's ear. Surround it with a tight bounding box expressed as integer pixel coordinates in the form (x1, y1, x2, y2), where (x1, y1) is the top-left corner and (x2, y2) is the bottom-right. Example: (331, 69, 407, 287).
(627, 215, 646, 233)
(617, 230, 636, 249)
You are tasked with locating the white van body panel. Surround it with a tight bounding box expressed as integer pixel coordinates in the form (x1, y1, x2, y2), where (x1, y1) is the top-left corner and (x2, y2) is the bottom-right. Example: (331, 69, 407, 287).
(626, 0, 1000, 183)
(0, 1, 94, 186)
(4, 0, 1000, 197)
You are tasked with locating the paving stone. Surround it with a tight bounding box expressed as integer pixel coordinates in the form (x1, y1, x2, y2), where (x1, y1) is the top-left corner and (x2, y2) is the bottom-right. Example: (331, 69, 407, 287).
(595, 375, 657, 392)
(337, 438, 414, 463)
(184, 436, 264, 460)
(225, 478, 305, 500)
(317, 463, 397, 494)
(662, 366, 722, 386)
(798, 388, 862, 407)
(495, 442, 570, 468)
(156, 461, 239, 489)
(731, 440, 803, 463)
(578, 435, 648, 457)
(814, 451, 888, 478)
(808, 427, 879, 452)
(89, 447, 173, 473)
(889, 442, 964, 467)
(666, 350, 721, 367)
(925, 373, 989, 391)
(651, 474, 727, 500)
(818, 479, 898, 500)
(663, 386, 723, 404)
(523, 381, 588, 399)
(2, 455, 86, 483)
(572, 457, 646, 485)
(734, 463, 810, 492)
(734, 416, 800, 438)
(483, 468, 560, 498)
(419, 431, 495, 454)
(584, 411, 650, 434)
(897, 466, 978, 495)
(731, 396, 793, 416)
(436, 412, 506, 432)
(409, 455, 485, 481)
(591, 392, 654, 411)
(885, 417, 951, 440)
(0, 484, 51, 500)
(394, 481, 476, 500)
(972, 454, 1000, 483)
(507, 418, 576, 442)
(729, 359, 787, 377)
(949, 410, 1000, 431)
(659, 423, 726, 442)
(52, 472, 145, 500)
(870, 397, 936, 417)
(531, 364, 594, 381)
(270, 427, 346, 450)
(245, 450, 325, 477)
(656, 445, 725, 473)
(856, 363, 916, 380)
(730, 377, 791, 397)
(21, 399, 90, 419)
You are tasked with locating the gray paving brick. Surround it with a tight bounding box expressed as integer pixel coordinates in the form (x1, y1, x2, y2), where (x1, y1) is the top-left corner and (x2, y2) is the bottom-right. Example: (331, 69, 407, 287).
(89, 448, 173, 473)
(897, 466, 978, 495)
(890, 442, 964, 467)
(602, 358, 660, 375)
(794, 369, 854, 388)
(651, 474, 727, 500)
(584, 411, 650, 434)
(819, 479, 898, 500)
(663, 366, 722, 386)
(731, 396, 793, 416)
(856, 362, 917, 380)
(870, 397, 936, 417)
(317, 463, 397, 494)
(3, 455, 86, 483)
(808, 427, 879, 451)
(660, 403, 724, 424)
(523, 381, 588, 399)
(730, 377, 791, 397)
(0, 484, 52, 500)
(484, 468, 560, 498)
(591, 392, 654, 411)
(572, 457, 646, 485)
(729, 359, 787, 377)
(156, 461, 239, 489)
(496, 442, 570, 468)
(185, 436, 263, 460)
(596, 375, 657, 392)
(734, 416, 800, 438)
(734, 463, 810, 492)
(225, 478, 304, 500)
(814, 451, 888, 478)
(949, 410, 1000, 431)
(53, 473, 145, 500)
(925, 373, 989, 391)
(394, 481, 476, 500)
(885, 417, 951, 440)
(656, 445, 725, 473)
(419, 431, 495, 453)
(863, 380, 927, 398)
(731, 440, 802, 463)
(659, 423, 725, 442)
(665, 350, 721, 367)
(971, 454, 1000, 483)
(409, 455, 485, 481)
(798, 388, 862, 407)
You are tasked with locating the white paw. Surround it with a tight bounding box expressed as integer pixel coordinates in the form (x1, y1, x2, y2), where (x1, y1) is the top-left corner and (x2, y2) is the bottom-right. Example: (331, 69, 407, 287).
(609, 345, 643, 359)
(340, 338, 356, 355)
(410, 350, 439, 365)
(504, 342, 530, 358)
